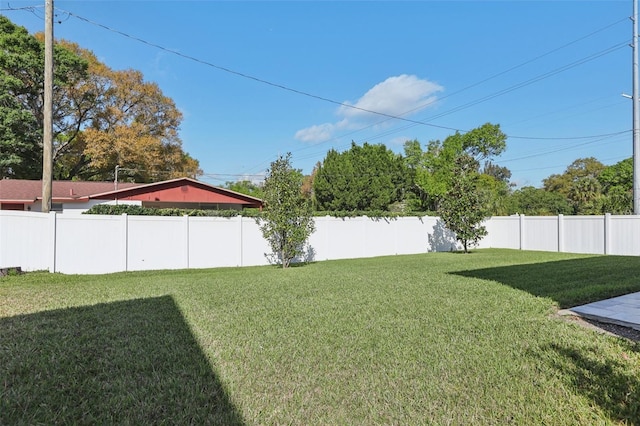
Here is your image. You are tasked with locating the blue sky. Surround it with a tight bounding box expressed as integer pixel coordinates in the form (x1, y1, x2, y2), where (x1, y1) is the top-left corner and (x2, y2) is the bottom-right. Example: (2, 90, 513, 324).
(1, 1, 634, 188)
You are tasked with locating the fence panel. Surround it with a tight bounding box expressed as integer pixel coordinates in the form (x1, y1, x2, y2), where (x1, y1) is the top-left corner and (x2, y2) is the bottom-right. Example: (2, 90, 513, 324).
(55, 214, 124, 274)
(609, 215, 640, 256)
(524, 216, 559, 252)
(404, 216, 441, 254)
(324, 217, 367, 260)
(188, 216, 242, 268)
(0, 211, 50, 271)
(363, 217, 399, 258)
(3, 211, 640, 275)
(127, 216, 188, 271)
(484, 216, 520, 249)
(562, 216, 605, 254)
(240, 217, 271, 266)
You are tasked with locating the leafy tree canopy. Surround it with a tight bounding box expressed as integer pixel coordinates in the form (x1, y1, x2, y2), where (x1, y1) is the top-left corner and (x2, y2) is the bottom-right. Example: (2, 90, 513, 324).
(439, 154, 489, 253)
(0, 16, 87, 179)
(405, 123, 507, 211)
(314, 142, 408, 211)
(260, 153, 315, 268)
(224, 180, 264, 199)
(542, 157, 605, 196)
(508, 186, 572, 216)
(0, 16, 201, 182)
(598, 157, 632, 192)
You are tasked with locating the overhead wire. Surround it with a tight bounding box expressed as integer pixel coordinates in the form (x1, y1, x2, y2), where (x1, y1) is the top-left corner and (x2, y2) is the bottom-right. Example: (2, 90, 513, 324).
(241, 23, 631, 172)
(18, 5, 629, 142)
(3, 4, 632, 179)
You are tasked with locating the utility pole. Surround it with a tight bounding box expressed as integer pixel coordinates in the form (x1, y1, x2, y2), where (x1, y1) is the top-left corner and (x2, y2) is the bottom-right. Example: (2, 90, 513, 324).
(41, 0, 54, 213)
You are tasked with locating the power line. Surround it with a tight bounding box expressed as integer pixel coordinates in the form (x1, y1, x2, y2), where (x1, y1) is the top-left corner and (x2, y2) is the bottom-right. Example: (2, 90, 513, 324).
(50, 8, 465, 134)
(22, 6, 629, 142)
(500, 133, 629, 164)
(5, 4, 631, 179)
(512, 155, 629, 174)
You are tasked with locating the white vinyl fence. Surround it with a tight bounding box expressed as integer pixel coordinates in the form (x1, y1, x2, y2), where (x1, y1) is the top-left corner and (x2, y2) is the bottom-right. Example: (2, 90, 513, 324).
(1, 211, 639, 274)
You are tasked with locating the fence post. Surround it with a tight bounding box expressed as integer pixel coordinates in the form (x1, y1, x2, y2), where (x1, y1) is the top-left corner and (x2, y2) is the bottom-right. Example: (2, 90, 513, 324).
(238, 215, 243, 267)
(121, 213, 128, 272)
(48, 211, 57, 273)
(604, 213, 611, 255)
(519, 214, 525, 250)
(557, 214, 564, 253)
(184, 215, 190, 269)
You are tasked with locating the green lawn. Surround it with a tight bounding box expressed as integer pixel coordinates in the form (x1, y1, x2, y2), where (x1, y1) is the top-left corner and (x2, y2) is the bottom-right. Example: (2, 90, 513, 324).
(1, 249, 639, 424)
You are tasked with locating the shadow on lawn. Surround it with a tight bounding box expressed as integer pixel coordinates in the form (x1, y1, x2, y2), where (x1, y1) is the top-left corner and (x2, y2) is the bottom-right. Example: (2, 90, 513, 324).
(0, 296, 245, 425)
(534, 341, 640, 424)
(451, 255, 640, 309)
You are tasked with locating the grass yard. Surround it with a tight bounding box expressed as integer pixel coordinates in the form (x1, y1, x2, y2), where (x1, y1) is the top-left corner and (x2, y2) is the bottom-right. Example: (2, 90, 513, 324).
(1, 249, 640, 424)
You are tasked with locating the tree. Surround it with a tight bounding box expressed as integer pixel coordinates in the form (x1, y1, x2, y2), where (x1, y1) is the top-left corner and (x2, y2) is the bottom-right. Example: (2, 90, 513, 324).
(76, 64, 199, 182)
(0, 16, 87, 178)
(598, 158, 632, 214)
(409, 123, 507, 211)
(314, 142, 408, 211)
(568, 176, 602, 214)
(260, 153, 315, 268)
(507, 186, 572, 216)
(224, 180, 264, 199)
(439, 154, 489, 253)
(543, 157, 604, 196)
(542, 157, 606, 215)
(0, 16, 200, 181)
(598, 157, 632, 192)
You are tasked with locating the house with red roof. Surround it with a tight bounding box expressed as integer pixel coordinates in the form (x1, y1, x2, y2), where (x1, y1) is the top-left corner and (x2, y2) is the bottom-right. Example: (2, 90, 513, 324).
(0, 177, 263, 214)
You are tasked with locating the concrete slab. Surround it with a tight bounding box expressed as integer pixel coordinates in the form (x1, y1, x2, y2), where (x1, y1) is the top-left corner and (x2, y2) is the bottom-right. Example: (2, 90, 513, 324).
(563, 292, 640, 331)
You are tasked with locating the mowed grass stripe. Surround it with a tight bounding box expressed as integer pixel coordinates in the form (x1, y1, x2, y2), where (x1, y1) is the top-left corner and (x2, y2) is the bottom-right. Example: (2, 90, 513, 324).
(1, 249, 639, 424)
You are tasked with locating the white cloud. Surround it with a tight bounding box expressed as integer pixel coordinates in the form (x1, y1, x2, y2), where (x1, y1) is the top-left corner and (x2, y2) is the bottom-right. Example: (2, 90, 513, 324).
(295, 74, 443, 143)
(339, 74, 443, 119)
(389, 136, 413, 146)
(294, 123, 336, 143)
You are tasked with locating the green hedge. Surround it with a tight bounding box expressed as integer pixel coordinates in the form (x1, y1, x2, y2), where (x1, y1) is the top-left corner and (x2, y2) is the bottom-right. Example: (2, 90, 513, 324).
(84, 204, 435, 219)
(83, 205, 261, 217)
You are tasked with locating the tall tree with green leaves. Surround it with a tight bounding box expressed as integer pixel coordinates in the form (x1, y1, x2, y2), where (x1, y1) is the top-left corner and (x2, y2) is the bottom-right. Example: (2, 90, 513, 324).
(260, 153, 315, 268)
(439, 154, 489, 253)
(507, 186, 572, 216)
(542, 157, 605, 214)
(0, 16, 87, 178)
(408, 123, 507, 212)
(224, 180, 264, 199)
(597, 157, 632, 214)
(0, 16, 201, 181)
(314, 142, 408, 211)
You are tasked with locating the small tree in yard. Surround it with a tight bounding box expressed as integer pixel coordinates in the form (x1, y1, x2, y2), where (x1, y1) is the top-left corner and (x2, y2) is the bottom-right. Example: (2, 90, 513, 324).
(260, 153, 315, 268)
(439, 154, 489, 253)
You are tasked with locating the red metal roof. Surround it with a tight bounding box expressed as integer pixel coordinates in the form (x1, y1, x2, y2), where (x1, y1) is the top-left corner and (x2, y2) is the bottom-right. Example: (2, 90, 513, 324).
(90, 177, 263, 207)
(0, 178, 263, 208)
(0, 179, 140, 203)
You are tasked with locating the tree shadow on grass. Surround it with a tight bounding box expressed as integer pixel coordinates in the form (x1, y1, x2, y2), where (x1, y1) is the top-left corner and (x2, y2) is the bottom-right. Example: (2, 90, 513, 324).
(0, 296, 245, 425)
(532, 341, 640, 424)
(451, 255, 640, 309)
